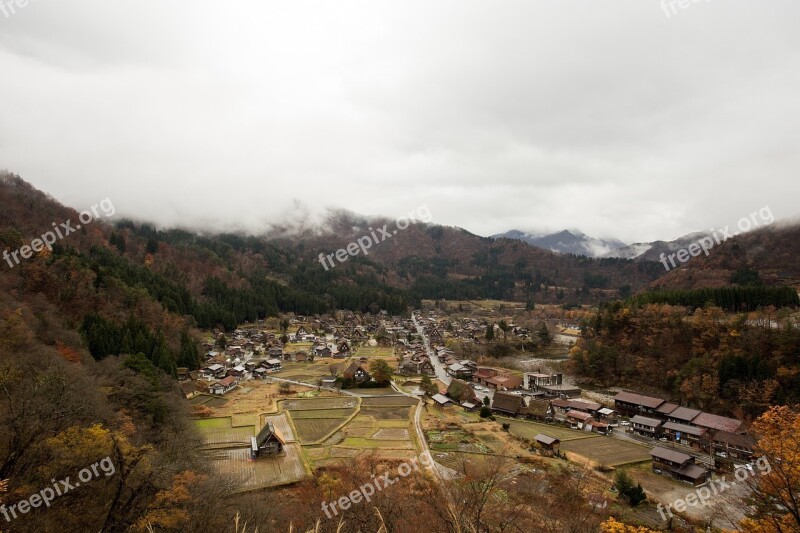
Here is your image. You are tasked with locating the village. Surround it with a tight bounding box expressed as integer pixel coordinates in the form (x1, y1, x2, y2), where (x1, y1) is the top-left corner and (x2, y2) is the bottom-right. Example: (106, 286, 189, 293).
(179, 302, 762, 528)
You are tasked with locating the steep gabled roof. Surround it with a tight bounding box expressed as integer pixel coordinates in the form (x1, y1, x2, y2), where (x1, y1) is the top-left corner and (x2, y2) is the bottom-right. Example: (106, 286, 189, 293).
(256, 422, 285, 447)
(492, 392, 523, 414)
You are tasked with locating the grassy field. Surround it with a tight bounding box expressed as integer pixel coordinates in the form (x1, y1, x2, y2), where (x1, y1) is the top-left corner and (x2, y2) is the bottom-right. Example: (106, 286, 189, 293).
(426, 428, 492, 453)
(352, 346, 395, 359)
(503, 418, 600, 443)
(560, 437, 652, 467)
(194, 417, 255, 446)
(339, 437, 414, 449)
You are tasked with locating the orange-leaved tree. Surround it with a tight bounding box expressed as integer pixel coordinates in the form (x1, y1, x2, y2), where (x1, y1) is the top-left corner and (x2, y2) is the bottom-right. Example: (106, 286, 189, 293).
(600, 517, 659, 533)
(738, 405, 800, 532)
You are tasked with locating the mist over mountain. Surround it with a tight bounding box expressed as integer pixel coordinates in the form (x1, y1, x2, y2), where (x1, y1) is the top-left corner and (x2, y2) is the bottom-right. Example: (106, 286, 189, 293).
(492, 229, 627, 257)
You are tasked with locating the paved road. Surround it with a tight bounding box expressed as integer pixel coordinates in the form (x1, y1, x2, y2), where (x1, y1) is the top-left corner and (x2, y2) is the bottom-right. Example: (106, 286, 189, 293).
(413, 313, 451, 385)
(412, 312, 494, 403)
(390, 379, 458, 481)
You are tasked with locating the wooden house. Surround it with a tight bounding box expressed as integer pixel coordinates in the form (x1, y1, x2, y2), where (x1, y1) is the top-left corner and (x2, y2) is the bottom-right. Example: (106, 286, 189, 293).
(209, 376, 239, 395)
(337, 340, 351, 356)
(342, 362, 372, 384)
(491, 392, 524, 416)
(630, 415, 663, 439)
(650, 446, 710, 486)
(534, 433, 560, 453)
(251, 422, 285, 459)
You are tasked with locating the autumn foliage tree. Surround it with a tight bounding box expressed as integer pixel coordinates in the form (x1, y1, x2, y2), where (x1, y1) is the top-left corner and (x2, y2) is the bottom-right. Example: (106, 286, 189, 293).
(738, 405, 800, 532)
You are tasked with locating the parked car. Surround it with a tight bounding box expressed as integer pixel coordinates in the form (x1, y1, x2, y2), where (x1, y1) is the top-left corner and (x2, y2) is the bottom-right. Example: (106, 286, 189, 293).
(716, 452, 728, 458)
(620, 421, 630, 427)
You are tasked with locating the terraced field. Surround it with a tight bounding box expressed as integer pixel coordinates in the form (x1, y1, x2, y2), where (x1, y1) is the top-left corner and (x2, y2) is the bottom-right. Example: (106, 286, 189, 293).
(290, 408, 356, 419)
(340, 438, 414, 449)
(194, 417, 255, 446)
(281, 400, 359, 444)
(189, 394, 230, 408)
(282, 397, 357, 410)
(361, 406, 413, 420)
(361, 396, 419, 407)
(293, 418, 349, 442)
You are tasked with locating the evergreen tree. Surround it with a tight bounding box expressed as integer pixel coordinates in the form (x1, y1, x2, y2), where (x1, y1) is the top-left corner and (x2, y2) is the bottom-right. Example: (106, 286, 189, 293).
(420, 373, 438, 396)
(178, 330, 201, 370)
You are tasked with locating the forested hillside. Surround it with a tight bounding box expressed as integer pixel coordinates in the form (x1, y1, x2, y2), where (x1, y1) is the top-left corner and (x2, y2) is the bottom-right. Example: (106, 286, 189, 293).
(651, 223, 800, 290)
(569, 302, 800, 419)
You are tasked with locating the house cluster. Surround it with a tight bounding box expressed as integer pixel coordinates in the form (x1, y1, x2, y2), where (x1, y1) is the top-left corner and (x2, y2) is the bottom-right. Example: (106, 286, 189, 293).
(415, 312, 535, 344)
(397, 341, 435, 376)
(182, 309, 423, 396)
(615, 391, 756, 463)
(198, 356, 285, 396)
(488, 392, 617, 434)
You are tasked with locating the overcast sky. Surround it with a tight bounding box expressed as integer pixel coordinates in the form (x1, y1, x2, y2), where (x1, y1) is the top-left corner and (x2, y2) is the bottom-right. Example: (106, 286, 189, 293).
(1, 1, 798, 243)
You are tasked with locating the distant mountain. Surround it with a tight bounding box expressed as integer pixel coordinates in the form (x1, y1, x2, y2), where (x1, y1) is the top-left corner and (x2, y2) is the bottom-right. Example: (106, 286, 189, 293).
(609, 232, 714, 262)
(494, 229, 627, 258)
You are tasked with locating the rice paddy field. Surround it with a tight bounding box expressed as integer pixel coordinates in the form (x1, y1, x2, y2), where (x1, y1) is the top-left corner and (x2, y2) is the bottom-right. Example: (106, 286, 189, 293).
(194, 417, 255, 447)
(281, 398, 360, 444)
(195, 413, 308, 490)
(293, 393, 420, 466)
(189, 394, 230, 408)
(360, 396, 419, 407)
(206, 444, 307, 490)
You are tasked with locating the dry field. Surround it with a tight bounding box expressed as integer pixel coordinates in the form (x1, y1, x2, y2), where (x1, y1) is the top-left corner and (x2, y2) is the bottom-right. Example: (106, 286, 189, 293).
(206, 444, 307, 490)
(197, 412, 308, 491)
(360, 396, 419, 407)
(282, 397, 357, 410)
(560, 436, 651, 467)
(503, 418, 600, 443)
(360, 406, 413, 420)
